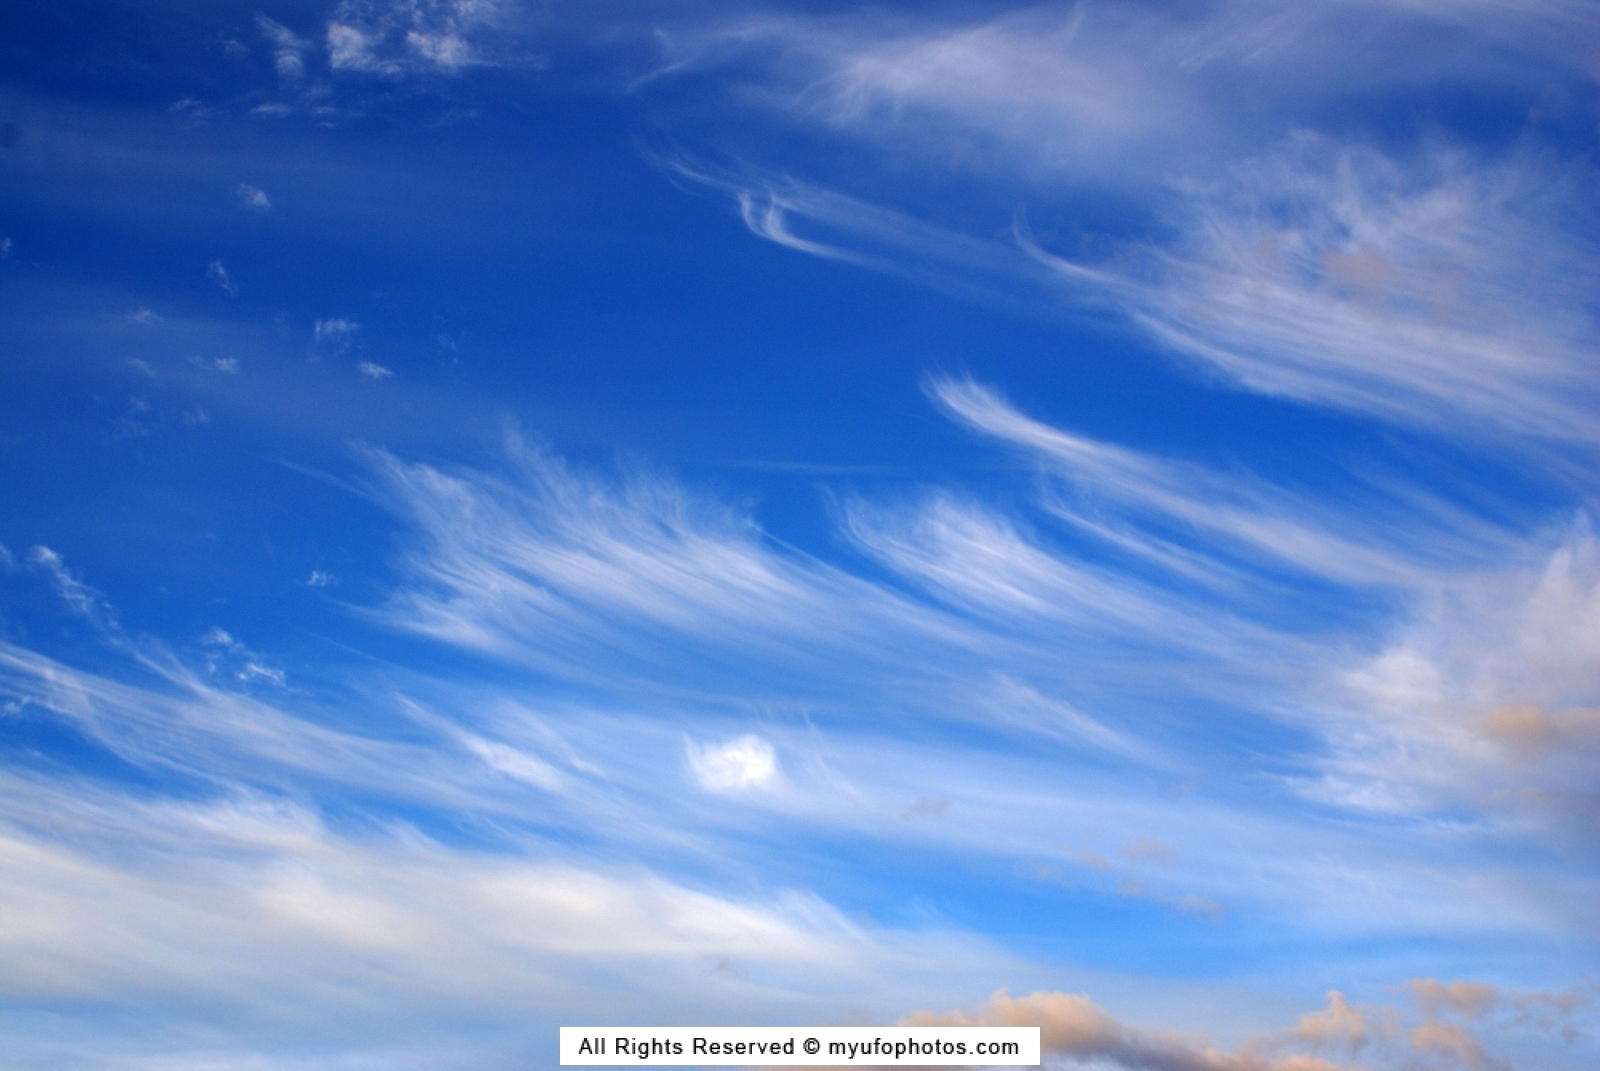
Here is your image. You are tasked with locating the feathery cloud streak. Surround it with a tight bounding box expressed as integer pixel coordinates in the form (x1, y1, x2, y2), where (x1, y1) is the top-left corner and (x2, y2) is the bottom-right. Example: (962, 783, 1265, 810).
(644, 1, 1599, 443)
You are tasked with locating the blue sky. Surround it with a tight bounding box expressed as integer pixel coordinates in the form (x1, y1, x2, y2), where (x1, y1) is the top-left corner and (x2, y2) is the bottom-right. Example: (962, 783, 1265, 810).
(1, 2, 1597, 1069)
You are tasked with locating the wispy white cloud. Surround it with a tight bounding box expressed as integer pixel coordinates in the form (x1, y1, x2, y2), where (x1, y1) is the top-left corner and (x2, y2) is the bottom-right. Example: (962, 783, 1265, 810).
(649, 1, 1598, 445)
(314, 318, 359, 343)
(256, 14, 310, 82)
(2, 441, 1595, 1071)
(358, 360, 393, 380)
(191, 354, 240, 373)
(200, 627, 286, 688)
(313, 318, 360, 361)
(1066, 138, 1600, 442)
(1315, 523, 1600, 835)
(680, 140, 1597, 446)
(235, 183, 272, 212)
(26, 545, 114, 626)
(208, 258, 237, 296)
(656, 1, 1598, 182)
(361, 435, 991, 701)
(0, 774, 1020, 1054)
(928, 377, 1517, 587)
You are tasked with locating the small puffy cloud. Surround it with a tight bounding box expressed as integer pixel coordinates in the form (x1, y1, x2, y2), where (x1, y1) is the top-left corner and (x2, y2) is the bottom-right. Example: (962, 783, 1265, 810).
(307, 570, 333, 587)
(687, 734, 779, 791)
(190, 355, 239, 374)
(200, 627, 285, 687)
(208, 259, 237, 295)
(313, 317, 359, 344)
(406, 29, 472, 70)
(358, 361, 393, 380)
(182, 407, 210, 427)
(200, 626, 236, 648)
(256, 15, 308, 80)
(126, 307, 161, 325)
(235, 183, 272, 212)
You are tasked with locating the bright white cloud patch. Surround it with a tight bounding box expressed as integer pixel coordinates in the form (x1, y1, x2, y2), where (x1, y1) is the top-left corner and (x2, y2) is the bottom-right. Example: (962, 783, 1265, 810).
(688, 734, 780, 792)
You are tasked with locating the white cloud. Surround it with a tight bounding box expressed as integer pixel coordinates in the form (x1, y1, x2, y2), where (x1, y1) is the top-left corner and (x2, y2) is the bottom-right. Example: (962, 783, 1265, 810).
(1, 237, 11, 258)
(927, 376, 1514, 587)
(1315, 523, 1600, 833)
(208, 258, 237, 296)
(0, 779, 1019, 1052)
(659, 1, 1597, 186)
(685, 139, 1597, 446)
(461, 733, 564, 791)
(199, 627, 286, 688)
(235, 184, 272, 212)
(325, 0, 524, 76)
(256, 15, 309, 81)
(127, 307, 161, 325)
(362, 436, 984, 697)
(1089, 138, 1600, 442)
(314, 317, 359, 344)
(27, 546, 110, 624)
(688, 734, 780, 792)
(358, 361, 393, 380)
(652, 1, 1598, 445)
